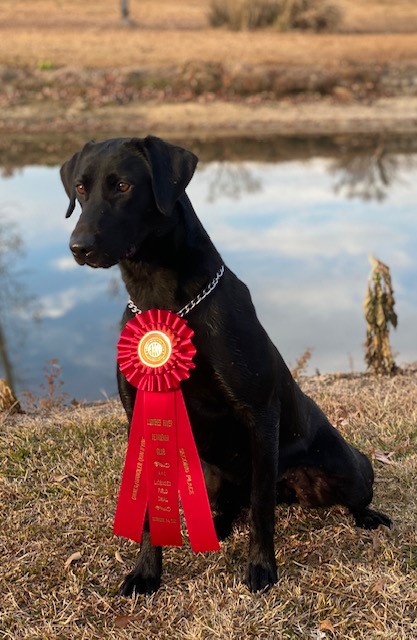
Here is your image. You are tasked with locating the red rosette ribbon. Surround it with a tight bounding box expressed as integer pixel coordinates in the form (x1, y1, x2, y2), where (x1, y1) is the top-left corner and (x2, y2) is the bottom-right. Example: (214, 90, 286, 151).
(113, 309, 220, 553)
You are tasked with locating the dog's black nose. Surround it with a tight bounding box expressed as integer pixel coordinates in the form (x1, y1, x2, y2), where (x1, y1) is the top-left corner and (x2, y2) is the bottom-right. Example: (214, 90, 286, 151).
(69, 233, 96, 260)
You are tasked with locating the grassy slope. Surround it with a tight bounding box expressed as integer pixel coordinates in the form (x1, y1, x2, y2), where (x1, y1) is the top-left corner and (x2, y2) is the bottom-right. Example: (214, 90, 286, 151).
(1, 370, 416, 639)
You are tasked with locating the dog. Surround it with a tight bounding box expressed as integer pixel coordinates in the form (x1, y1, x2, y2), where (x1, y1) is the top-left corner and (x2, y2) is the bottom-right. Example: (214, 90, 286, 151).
(61, 135, 391, 595)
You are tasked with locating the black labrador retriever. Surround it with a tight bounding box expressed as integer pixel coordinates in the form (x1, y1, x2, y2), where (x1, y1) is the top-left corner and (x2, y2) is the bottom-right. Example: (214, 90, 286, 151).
(61, 135, 391, 595)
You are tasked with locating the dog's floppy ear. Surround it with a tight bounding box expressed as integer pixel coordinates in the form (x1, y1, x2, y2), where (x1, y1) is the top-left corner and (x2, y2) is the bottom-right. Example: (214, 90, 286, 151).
(141, 135, 198, 216)
(60, 151, 81, 218)
(60, 141, 94, 218)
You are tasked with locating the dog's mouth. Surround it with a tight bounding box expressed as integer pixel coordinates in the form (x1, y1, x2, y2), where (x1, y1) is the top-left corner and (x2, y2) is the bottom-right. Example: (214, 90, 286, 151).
(71, 244, 137, 269)
(94, 246, 137, 267)
(72, 250, 115, 269)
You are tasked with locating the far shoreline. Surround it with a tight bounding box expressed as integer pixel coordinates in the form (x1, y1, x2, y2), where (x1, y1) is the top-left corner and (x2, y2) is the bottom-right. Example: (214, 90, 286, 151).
(1, 96, 417, 139)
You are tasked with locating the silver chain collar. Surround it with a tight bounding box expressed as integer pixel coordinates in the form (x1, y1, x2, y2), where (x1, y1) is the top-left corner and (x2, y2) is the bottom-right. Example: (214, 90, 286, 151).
(127, 265, 225, 318)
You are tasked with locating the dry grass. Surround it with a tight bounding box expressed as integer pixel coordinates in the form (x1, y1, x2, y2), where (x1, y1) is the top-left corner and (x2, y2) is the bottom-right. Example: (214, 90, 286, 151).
(1, 369, 416, 638)
(0, 0, 417, 69)
(1, 0, 417, 137)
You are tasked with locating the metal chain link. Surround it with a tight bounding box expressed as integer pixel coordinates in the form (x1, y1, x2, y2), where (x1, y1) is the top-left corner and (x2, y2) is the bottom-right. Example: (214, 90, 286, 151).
(127, 299, 142, 315)
(127, 264, 225, 318)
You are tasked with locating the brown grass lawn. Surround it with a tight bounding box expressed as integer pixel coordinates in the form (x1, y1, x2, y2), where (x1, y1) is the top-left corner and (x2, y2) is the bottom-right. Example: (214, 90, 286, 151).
(1, 0, 417, 69)
(1, 369, 416, 639)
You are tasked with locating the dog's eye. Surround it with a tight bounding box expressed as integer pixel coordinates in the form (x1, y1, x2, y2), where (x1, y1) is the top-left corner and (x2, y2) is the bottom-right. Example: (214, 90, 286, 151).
(117, 182, 131, 193)
(76, 184, 86, 195)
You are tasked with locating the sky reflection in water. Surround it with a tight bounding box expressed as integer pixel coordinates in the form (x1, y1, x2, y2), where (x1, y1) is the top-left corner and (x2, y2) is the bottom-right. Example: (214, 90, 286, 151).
(0, 149, 416, 402)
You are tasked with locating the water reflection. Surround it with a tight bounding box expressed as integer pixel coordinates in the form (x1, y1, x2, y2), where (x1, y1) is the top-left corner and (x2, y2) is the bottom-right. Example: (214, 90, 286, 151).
(0, 135, 415, 403)
(205, 163, 261, 202)
(330, 143, 416, 202)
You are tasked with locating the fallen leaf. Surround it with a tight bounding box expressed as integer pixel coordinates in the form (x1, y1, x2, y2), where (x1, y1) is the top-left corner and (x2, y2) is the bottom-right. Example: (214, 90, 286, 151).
(319, 619, 335, 634)
(374, 449, 395, 465)
(64, 551, 82, 569)
(371, 577, 387, 594)
(54, 474, 69, 483)
(114, 614, 137, 629)
(115, 550, 124, 564)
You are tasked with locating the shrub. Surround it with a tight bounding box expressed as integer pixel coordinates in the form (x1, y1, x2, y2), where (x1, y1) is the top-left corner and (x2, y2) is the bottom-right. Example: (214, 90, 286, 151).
(208, 0, 280, 30)
(283, 0, 342, 32)
(208, 0, 342, 32)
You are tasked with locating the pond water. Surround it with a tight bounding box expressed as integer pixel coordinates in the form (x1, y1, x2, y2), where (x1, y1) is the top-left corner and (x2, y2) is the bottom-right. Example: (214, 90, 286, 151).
(0, 135, 416, 404)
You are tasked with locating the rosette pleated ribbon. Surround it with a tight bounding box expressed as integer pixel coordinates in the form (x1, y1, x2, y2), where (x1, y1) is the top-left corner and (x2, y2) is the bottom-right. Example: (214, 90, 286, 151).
(114, 309, 220, 552)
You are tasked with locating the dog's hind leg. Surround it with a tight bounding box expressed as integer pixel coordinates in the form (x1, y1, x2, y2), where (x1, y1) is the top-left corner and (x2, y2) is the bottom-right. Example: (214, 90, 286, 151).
(350, 505, 392, 529)
(203, 464, 249, 540)
(279, 422, 392, 530)
(213, 482, 248, 540)
(331, 442, 392, 530)
(214, 483, 248, 540)
(340, 448, 391, 529)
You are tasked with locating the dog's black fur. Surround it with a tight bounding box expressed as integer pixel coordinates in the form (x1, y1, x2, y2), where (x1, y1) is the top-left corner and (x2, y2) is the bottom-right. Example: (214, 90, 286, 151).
(61, 135, 391, 595)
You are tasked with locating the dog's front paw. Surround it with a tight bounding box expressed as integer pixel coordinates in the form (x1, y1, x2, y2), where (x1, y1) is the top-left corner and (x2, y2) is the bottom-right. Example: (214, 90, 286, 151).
(120, 568, 161, 596)
(353, 507, 392, 530)
(119, 545, 163, 597)
(245, 560, 278, 593)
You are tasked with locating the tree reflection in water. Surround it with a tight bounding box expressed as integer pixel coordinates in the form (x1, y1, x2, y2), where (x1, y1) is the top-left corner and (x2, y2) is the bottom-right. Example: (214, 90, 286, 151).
(330, 142, 416, 201)
(198, 140, 413, 205)
(203, 162, 262, 202)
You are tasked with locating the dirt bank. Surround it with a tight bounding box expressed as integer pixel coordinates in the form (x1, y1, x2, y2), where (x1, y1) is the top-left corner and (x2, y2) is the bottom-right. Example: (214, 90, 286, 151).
(1, 1, 417, 138)
(4, 95, 417, 138)
(1, 64, 417, 138)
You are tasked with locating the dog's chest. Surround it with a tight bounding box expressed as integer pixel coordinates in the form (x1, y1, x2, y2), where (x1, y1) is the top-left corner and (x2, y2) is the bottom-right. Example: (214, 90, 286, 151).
(181, 371, 251, 476)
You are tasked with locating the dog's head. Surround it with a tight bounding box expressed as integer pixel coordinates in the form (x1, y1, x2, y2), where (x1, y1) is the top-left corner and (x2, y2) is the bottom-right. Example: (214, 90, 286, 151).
(60, 135, 198, 268)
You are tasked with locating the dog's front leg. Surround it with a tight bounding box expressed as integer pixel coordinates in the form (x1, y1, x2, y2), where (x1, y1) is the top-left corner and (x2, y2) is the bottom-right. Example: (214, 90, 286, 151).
(117, 367, 163, 595)
(120, 513, 163, 596)
(246, 412, 279, 592)
(117, 365, 136, 432)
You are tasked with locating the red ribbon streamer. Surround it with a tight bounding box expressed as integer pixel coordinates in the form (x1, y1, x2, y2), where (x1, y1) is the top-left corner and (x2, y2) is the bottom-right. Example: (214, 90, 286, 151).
(114, 309, 220, 552)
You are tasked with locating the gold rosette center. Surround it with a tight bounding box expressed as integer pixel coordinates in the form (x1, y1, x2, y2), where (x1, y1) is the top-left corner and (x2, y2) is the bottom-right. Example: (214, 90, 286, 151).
(138, 330, 172, 368)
